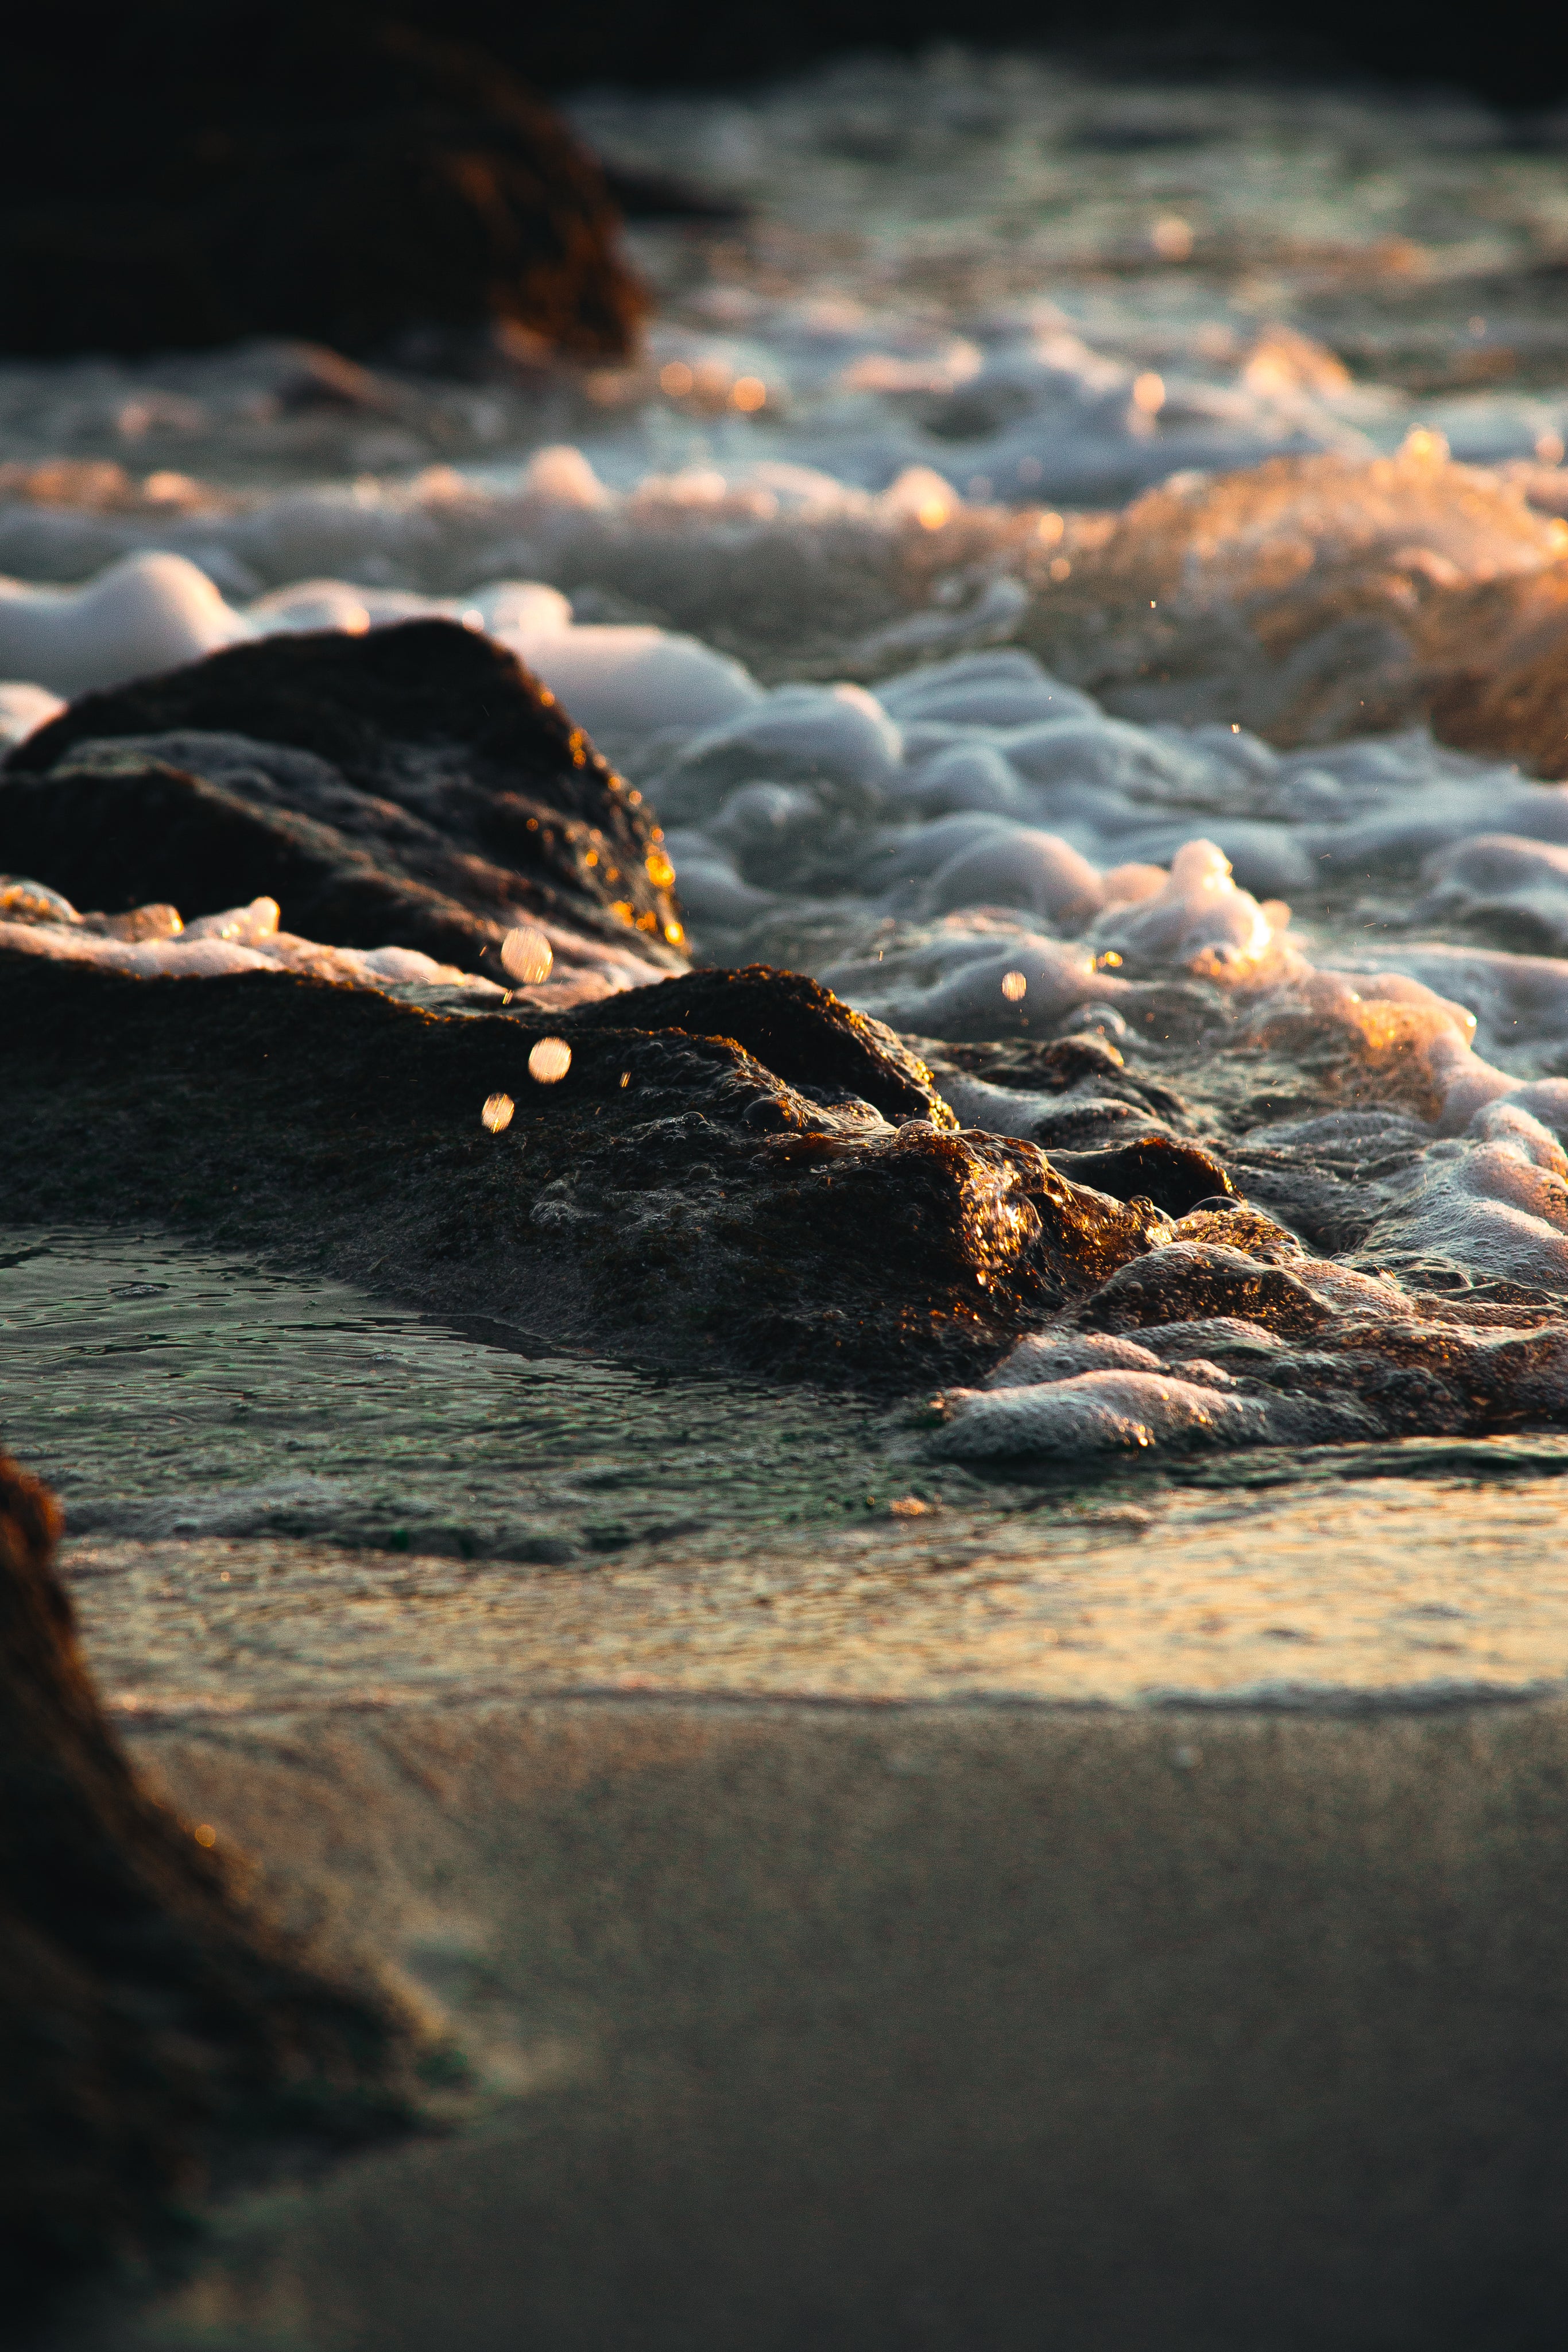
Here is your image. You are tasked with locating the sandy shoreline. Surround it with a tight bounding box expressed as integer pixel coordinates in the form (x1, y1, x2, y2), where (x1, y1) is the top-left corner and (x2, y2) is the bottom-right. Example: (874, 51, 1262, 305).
(45, 1669, 1566, 2350)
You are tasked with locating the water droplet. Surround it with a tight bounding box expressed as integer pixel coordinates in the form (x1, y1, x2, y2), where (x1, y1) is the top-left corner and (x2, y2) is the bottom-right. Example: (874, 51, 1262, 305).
(1001, 970, 1028, 1002)
(529, 1038, 572, 1085)
(481, 1092, 515, 1132)
(501, 926, 553, 984)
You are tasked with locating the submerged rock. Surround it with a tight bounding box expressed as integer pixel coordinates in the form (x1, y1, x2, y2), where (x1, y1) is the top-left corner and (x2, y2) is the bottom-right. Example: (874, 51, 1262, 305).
(0, 23, 644, 362)
(0, 1453, 418, 2327)
(3, 619, 684, 977)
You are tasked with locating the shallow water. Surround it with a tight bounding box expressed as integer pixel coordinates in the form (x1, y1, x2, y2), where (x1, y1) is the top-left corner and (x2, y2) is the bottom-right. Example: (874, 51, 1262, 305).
(0, 1225, 926, 1561)
(9, 1225, 1568, 1716)
(13, 54, 1568, 1499)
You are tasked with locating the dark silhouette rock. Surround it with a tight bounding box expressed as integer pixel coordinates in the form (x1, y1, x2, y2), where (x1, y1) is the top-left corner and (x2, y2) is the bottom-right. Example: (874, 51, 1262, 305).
(0, 1453, 417, 2330)
(0, 18, 644, 362)
(4, 620, 685, 971)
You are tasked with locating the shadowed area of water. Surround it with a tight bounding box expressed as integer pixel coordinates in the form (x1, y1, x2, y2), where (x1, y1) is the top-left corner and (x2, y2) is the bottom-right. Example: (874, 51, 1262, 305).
(10, 1223, 1568, 1718)
(0, 1224, 932, 1561)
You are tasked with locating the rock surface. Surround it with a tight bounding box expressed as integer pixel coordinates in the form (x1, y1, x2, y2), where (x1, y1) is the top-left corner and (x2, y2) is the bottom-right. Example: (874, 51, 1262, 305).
(0, 20, 644, 362)
(3, 619, 685, 974)
(0, 1453, 418, 2331)
(0, 951, 1171, 1387)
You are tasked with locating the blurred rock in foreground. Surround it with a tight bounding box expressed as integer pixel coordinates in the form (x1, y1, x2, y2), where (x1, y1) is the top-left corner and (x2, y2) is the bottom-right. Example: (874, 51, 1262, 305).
(0, 1453, 421, 2332)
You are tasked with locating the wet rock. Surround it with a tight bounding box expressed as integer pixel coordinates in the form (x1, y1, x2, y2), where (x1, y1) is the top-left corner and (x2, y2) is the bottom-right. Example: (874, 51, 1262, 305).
(3, 621, 683, 970)
(1077, 1242, 1333, 1339)
(0, 23, 644, 361)
(597, 966, 955, 1128)
(1049, 1136, 1236, 1220)
(0, 1454, 417, 2327)
(0, 953, 1172, 1387)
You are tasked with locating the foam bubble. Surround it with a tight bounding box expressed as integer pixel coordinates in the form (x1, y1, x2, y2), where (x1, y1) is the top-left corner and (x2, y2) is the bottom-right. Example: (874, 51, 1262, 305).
(935, 1370, 1273, 1459)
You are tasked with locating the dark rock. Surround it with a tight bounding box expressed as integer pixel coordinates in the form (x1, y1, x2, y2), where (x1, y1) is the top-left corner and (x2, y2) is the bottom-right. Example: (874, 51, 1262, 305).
(927, 1032, 1193, 1124)
(577, 965, 955, 1128)
(0, 953, 1174, 1388)
(0, 1453, 417, 2330)
(0, 20, 644, 362)
(3, 620, 684, 970)
(1050, 1135, 1237, 1220)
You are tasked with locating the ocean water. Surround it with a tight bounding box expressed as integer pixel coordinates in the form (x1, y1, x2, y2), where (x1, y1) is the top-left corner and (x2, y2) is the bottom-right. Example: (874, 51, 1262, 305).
(10, 54, 1568, 1533)
(8, 1224, 1568, 1715)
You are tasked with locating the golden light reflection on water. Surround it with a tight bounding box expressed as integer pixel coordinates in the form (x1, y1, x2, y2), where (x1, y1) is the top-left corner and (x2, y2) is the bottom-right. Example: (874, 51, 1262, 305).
(65, 1474, 1568, 1722)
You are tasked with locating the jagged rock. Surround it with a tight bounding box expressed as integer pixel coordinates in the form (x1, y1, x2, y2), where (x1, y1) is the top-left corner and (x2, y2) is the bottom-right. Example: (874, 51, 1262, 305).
(3, 620, 684, 971)
(0, 21, 644, 361)
(0, 1453, 417, 2328)
(0, 953, 1173, 1386)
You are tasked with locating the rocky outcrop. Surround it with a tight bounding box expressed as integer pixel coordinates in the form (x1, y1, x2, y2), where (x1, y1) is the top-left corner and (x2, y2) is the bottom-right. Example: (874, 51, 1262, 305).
(0, 1453, 418, 2330)
(0, 18, 644, 362)
(0, 951, 1172, 1387)
(3, 620, 685, 973)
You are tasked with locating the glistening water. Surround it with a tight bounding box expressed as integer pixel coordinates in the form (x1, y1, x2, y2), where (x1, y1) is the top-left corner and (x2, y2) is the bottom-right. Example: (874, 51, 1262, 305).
(10, 53, 1568, 1713)
(9, 1224, 1568, 1720)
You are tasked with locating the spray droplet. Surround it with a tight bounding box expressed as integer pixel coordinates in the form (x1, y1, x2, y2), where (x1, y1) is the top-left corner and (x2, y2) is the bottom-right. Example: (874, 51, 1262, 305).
(193, 1823, 217, 1848)
(1001, 969, 1028, 1002)
(528, 1038, 572, 1085)
(1151, 215, 1193, 261)
(482, 1092, 514, 1132)
(500, 926, 553, 984)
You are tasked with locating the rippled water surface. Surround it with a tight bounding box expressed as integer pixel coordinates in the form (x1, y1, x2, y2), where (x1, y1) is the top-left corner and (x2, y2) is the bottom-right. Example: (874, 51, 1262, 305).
(9, 1225, 1568, 1717)
(12, 58, 1568, 1691)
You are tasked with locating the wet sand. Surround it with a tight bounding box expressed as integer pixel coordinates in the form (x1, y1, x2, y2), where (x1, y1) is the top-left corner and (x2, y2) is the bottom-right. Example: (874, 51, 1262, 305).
(59, 1490, 1568, 2351)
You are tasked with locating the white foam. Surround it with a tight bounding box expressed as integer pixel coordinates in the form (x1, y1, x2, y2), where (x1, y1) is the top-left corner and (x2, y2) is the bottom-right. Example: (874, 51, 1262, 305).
(1417, 834, 1568, 951)
(983, 1332, 1164, 1386)
(1364, 1100, 1568, 1290)
(934, 1370, 1273, 1459)
(0, 552, 245, 696)
(0, 882, 509, 996)
(0, 680, 64, 749)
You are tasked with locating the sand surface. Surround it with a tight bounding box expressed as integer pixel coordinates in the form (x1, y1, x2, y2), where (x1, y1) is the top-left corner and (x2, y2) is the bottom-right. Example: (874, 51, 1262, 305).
(51, 1471, 1568, 2351)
